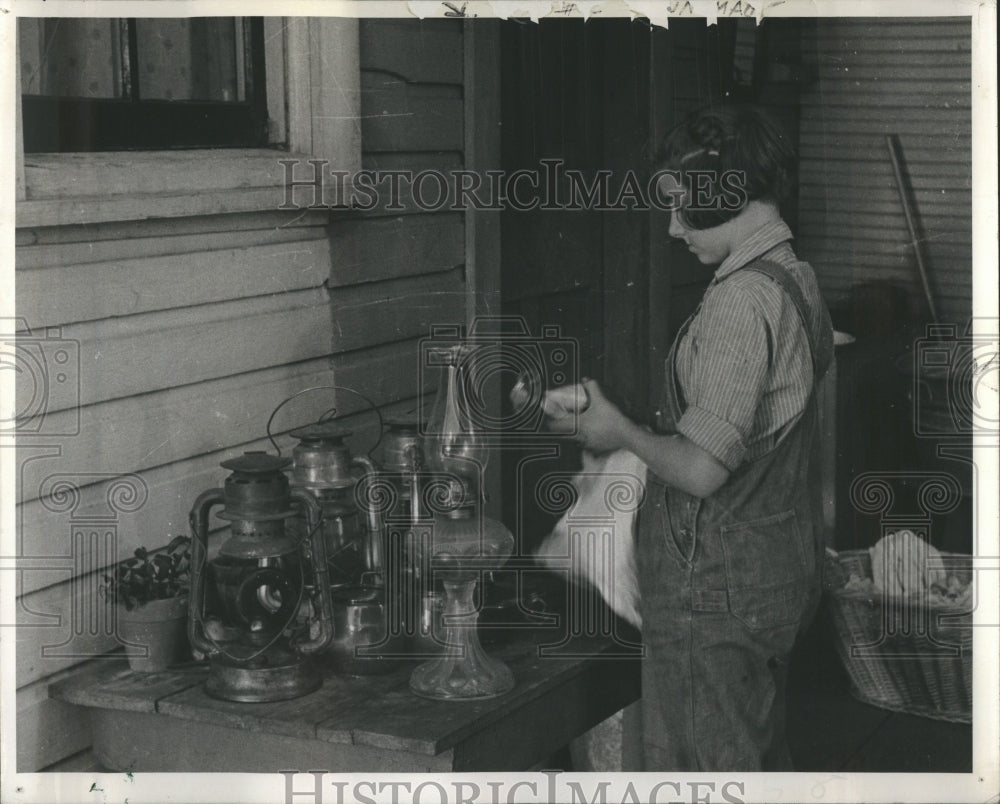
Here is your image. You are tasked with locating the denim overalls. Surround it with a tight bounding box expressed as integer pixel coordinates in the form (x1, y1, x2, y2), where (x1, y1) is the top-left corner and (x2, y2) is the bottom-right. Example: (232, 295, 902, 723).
(637, 257, 834, 771)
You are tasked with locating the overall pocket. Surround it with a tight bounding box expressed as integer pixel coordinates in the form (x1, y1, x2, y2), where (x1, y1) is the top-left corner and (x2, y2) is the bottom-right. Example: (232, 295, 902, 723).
(719, 510, 808, 630)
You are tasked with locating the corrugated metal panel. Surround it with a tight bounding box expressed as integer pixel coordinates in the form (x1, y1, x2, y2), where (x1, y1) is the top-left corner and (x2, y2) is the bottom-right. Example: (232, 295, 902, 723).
(796, 18, 972, 327)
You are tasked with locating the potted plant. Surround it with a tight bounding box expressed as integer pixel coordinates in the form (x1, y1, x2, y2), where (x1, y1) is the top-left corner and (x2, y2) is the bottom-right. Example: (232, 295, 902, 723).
(100, 535, 192, 673)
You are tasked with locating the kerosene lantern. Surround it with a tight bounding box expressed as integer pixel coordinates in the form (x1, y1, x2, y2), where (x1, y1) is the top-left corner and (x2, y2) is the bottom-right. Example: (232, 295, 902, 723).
(288, 423, 383, 585)
(188, 452, 334, 702)
(287, 421, 410, 675)
(409, 343, 516, 700)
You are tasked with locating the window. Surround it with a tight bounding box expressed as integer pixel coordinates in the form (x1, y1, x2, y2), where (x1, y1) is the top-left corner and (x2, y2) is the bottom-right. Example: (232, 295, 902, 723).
(19, 17, 268, 152)
(15, 17, 360, 228)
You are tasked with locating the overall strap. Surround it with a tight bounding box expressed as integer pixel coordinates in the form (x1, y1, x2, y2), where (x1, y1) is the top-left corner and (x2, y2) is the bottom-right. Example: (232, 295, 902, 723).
(743, 258, 834, 383)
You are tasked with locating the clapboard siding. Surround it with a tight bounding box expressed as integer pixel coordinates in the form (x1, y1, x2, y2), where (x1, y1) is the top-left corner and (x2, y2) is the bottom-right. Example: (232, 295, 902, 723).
(15, 208, 328, 248)
(805, 19, 970, 38)
(800, 233, 973, 255)
(799, 163, 973, 183)
(18, 237, 332, 327)
(328, 213, 464, 286)
(796, 18, 972, 326)
(360, 20, 463, 84)
(798, 91, 971, 107)
(41, 750, 101, 773)
(799, 144, 970, 166)
(363, 152, 464, 173)
(360, 18, 464, 165)
(798, 252, 974, 284)
(360, 77, 464, 153)
(17, 661, 107, 771)
(19, 288, 331, 415)
(797, 207, 973, 228)
(799, 117, 970, 137)
(15, 19, 469, 771)
(329, 269, 466, 352)
(20, 266, 458, 412)
(16, 221, 329, 270)
(14, 271, 458, 581)
(17, 348, 404, 506)
(18, 342, 424, 588)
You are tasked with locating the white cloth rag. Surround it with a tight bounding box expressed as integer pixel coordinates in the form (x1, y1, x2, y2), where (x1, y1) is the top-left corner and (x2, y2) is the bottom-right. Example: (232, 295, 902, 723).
(535, 449, 647, 628)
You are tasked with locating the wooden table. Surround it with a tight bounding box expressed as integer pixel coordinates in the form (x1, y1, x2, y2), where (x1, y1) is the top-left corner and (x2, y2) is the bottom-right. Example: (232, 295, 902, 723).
(50, 634, 641, 772)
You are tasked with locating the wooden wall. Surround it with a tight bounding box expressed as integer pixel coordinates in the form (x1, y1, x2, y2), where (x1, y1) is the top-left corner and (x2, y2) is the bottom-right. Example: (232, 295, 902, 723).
(14, 18, 467, 771)
(344, 17, 467, 427)
(796, 17, 972, 329)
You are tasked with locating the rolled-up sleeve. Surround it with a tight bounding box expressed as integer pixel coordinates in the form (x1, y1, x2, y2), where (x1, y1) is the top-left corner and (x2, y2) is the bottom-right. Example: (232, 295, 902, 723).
(675, 286, 770, 471)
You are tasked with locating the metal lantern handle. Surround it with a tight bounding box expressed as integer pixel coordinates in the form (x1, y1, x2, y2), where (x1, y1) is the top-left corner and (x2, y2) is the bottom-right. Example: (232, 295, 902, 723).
(188, 489, 226, 658)
(289, 487, 335, 655)
(265, 385, 385, 459)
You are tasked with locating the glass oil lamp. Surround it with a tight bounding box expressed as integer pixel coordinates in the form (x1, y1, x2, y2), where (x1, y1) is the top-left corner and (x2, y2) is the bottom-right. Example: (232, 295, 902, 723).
(408, 342, 516, 700)
(423, 344, 488, 497)
(188, 452, 334, 702)
(408, 495, 515, 700)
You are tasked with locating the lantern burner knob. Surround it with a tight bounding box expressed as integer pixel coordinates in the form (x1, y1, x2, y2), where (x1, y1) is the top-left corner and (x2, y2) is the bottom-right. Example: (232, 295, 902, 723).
(289, 423, 352, 444)
(221, 451, 292, 475)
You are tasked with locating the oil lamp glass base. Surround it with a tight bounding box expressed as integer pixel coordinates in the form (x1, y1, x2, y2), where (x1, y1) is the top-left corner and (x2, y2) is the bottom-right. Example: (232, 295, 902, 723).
(205, 649, 322, 703)
(408, 578, 514, 701)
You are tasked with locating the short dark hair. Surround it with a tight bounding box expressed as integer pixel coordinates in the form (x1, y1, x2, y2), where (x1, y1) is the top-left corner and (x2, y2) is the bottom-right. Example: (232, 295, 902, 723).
(655, 104, 796, 230)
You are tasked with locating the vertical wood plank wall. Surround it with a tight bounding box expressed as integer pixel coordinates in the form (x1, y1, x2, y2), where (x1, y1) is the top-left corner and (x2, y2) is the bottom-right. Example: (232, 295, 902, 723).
(14, 19, 467, 771)
(796, 17, 972, 328)
(647, 19, 727, 415)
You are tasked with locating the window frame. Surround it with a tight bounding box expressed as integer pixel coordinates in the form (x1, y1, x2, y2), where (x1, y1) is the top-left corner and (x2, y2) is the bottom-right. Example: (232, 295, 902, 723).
(20, 17, 269, 153)
(14, 16, 361, 228)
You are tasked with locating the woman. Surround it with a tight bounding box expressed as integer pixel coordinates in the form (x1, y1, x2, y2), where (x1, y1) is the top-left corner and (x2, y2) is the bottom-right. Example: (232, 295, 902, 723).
(550, 105, 834, 771)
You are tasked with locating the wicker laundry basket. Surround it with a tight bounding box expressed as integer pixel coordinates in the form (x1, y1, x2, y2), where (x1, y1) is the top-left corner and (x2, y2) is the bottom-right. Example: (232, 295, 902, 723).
(823, 548, 973, 723)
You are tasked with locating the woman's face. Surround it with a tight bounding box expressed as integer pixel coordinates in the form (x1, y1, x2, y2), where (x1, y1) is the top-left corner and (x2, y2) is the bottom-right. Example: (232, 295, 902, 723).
(668, 209, 733, 266)
(658, 172, 734, 266)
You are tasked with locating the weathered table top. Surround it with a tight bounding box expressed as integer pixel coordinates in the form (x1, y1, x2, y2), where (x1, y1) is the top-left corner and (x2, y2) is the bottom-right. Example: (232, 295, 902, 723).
(51, 633, 641, 772)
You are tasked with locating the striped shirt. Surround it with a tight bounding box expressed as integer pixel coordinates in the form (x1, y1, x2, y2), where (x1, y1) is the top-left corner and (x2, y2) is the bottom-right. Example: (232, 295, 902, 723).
(673, 218, 825, 471)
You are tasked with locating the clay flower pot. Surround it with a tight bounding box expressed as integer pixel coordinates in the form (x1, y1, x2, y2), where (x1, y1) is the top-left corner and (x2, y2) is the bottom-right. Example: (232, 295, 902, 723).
(117, 596, 190, 673)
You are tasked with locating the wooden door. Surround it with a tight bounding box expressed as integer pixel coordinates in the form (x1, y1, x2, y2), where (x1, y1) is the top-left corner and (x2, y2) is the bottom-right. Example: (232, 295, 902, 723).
(496, 18, 795, 550)
(498, 18, 607, 551)
(496, 18, 719, 551)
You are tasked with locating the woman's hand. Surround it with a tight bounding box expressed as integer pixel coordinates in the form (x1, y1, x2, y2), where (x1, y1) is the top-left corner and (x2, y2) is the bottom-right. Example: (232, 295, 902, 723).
(545, 379, 631, 453)
(541, 379, 731, 497)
